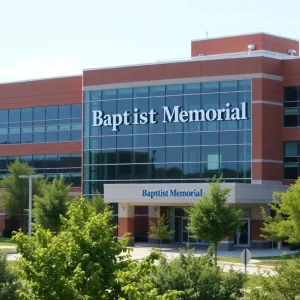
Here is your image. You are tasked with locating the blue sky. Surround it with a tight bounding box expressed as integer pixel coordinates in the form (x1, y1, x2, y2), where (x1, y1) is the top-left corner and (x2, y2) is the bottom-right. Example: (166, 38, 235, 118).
(0, 0, 298, 82)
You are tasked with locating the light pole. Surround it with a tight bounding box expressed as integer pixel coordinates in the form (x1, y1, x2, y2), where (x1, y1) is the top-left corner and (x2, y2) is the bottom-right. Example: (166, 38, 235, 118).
(19, 174, 43, 236)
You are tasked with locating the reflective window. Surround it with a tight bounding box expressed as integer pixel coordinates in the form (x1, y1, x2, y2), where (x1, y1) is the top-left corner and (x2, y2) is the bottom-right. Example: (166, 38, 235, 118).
(83, 80, 252, 194)
(283, 141, 300, 179)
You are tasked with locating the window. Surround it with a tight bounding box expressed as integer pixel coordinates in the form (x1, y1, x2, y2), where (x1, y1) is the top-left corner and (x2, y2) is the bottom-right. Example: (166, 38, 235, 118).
(284, 87, 300, 127)
(83, 80, 252, 195)
(283, 141, 300, 179)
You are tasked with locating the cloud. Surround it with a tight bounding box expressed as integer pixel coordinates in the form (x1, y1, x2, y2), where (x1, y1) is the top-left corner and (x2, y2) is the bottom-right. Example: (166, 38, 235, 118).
(0, 56, 82, 83)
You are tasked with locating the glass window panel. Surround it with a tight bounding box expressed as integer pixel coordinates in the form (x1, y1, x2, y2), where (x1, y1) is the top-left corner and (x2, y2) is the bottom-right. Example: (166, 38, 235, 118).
(21, 108, 33, 122)
(102, 89, 117, 100)
(149, 134, 165, 147)
(221, 162, 238, 178)
(70, 173, 81, 187)
(148, 163, 165, 179)
(70, 154, 81, 168)
(21, 133, 33, 143)
(118, 88, 132, 99)
(165, 96, 183, 132)
(166, 163, 182, 179)
(59, 105, 71, 119)
(238, 162, 251, 179)
(201, 146, 219, 162)
(284, 163, 298, 179)
(220, 81, 238, 92)
(21, 126, 33, 133)
(132, 98, 148, 134)
(166, 133, 182, 146)
(0, 157, 7, 169)
(149, 85, 165, 96)
(59, 124, 71, 131)
(183, 146, 200, 162)
(133, 87, 148, 98)
(149, 96, 165, 133)
(45, 154, 58, 168)
(183, 163, 200, 179)
(184, 83, 201, 94)
(149, 148, 165, 163)
(238, 80, 251, 91)
(8, 134, 20, 144)
(284, 115, 298, 127)
(201, 132, 219, 145)
(132, 164, 148, 179)
(201, 93, 219, 131)
(9, 127, 20, 134)
(220, 145, 238, 161)
(238, 145, 251, 161)
(133, 149, 149, 163)
(117, 135, 132, 148)
(71, 130, 82, 141)
(33, 132, 45, 143)
(90, 91, 101, 101)
(9, 109, 20, 123)
(58, 131, 70, 141)
(220, 131, 238, 144)
(166, 147, 182, 162)
(117, 164, 132, 179)
(34, 107, 45, 121)
(284, 87, 298, 102)
(284, 142, 298, 156)
(72, 104, 82, 118)
(202, 81, 219, 93)
(0, 134, 8, 144)
(166, 84, 183, 95)
(89, 137, 101, 150)
(101, 150, 116, 164)
(0, 110, 8, 123)
(239, 130, 251, 144)
(133, 135, 148, 147)
(102, 165, 116, 180)
(46, 106, 58, 120)
(46, 131, 57, 142)
(32, 155, 44, 169)
(118, 150, 132, 164)
(20, 155, 32, 164)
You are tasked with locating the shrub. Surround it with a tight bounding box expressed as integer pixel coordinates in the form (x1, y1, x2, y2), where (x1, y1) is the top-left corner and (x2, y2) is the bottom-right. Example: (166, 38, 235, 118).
(148, 249, 245, 300)
(0, 252, 21, 300)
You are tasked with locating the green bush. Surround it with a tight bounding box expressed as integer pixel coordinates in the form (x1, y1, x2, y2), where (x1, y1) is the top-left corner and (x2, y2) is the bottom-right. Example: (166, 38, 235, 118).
(0, 252, 20, 300)
(149, 249, 245, 300)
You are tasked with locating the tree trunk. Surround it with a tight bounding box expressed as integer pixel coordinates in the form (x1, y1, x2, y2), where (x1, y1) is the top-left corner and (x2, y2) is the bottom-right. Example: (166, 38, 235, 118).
(214, 242, 218, 266)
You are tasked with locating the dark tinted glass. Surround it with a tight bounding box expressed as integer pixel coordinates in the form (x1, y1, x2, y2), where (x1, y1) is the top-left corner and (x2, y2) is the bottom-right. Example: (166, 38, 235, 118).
(220, 81, 238, 92)
(34, 107, 45, 120)
(284, 87, 298, 102)
(102, 89, 117, 100)
(72, 104, 82, 118)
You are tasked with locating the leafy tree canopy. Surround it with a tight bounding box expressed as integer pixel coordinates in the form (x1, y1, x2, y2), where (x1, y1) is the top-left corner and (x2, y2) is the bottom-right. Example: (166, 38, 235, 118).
(186, 176, 243, 265)
(33, 175, 70, 233)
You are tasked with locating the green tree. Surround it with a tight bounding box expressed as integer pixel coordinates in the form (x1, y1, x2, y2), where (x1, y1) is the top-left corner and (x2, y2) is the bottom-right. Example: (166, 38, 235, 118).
(149, 210, 174, 249)
(245, 258, 300, 299)
(0, 252, 21, 300)
(0, 160, 43, 232)
(149, 248, 245, 300)
(89, 192, 107, 214)
(261, 177, 300, 245)
(186, 176, 243, 266)
(33, 176, 70, 233)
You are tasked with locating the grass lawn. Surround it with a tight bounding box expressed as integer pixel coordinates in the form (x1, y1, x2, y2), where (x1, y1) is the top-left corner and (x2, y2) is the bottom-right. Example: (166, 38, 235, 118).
(218, 256, 241, 263)
(255, 252, 300, 267)
(0, 237, 17, 247)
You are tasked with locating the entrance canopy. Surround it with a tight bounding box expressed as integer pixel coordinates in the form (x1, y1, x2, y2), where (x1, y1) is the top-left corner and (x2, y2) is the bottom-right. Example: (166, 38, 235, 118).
(104, 182, 287, 205)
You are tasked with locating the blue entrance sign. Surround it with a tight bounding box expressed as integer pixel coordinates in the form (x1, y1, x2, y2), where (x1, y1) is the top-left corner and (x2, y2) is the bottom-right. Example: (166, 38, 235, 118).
(142, 189, 203, 199)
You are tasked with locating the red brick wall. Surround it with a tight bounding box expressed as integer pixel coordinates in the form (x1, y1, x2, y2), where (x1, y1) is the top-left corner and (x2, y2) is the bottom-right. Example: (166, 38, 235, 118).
(191, 33, 299, 56)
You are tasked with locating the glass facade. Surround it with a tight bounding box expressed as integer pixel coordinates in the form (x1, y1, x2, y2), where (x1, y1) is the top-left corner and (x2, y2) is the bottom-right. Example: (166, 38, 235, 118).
(0, 154, 81, 187)
(283, 141, 300, 179)
(0, 104, 82, 144)
(83, 80, 252, 195)
(283, 86, 300, 127)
